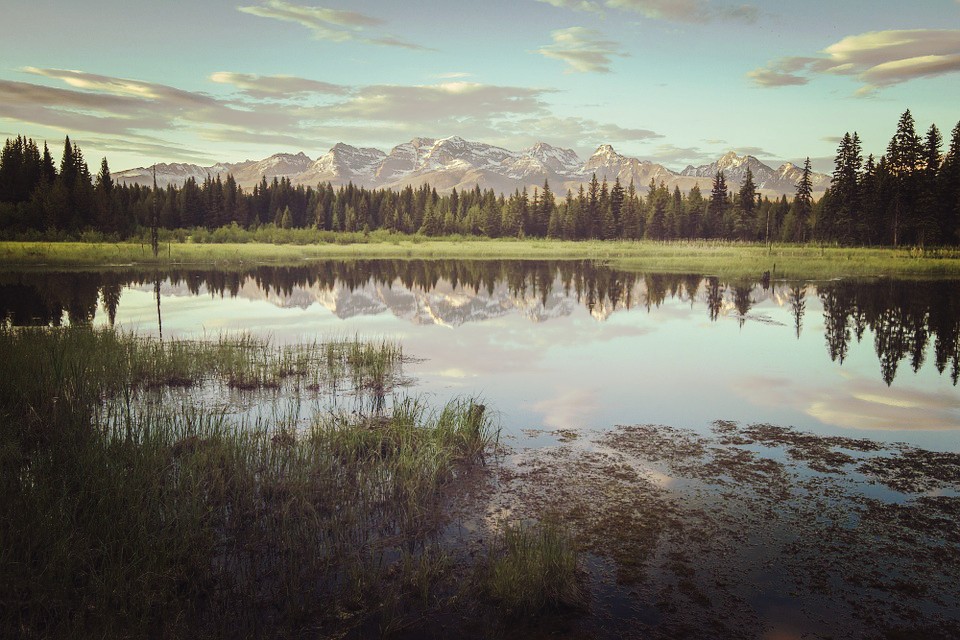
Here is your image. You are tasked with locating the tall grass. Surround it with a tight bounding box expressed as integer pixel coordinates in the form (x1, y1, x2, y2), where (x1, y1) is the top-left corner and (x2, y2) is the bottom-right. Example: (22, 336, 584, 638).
(3, 238, 960, 278)
(0, 326, 500, 637)
(484, 519, 584, 615)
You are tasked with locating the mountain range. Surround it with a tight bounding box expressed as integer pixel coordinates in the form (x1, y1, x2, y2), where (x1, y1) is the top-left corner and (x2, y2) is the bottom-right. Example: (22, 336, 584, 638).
(115, 136, 830, 197)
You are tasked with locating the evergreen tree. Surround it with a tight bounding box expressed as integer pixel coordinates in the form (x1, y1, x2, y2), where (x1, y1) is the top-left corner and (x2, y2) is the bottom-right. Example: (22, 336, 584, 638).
(587, 174, 600, 239)
(918, 124, 943, 244)
(736, 166, 757, 240)
(620, 180, 640, 240)
(941, 121, 960, 243)
(792, 157, 814, 242)
(94, 157, 115, 233)
(610, 177, 624, 234)
(538, 179, 554, 237)
(706, 171, 727, 238)
(886, 109, 924, 245)
(686, 184, 704, 238)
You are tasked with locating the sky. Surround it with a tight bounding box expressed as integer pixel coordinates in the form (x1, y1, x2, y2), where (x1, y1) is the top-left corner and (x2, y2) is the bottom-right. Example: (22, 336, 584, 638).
(1, 0, 959, 173)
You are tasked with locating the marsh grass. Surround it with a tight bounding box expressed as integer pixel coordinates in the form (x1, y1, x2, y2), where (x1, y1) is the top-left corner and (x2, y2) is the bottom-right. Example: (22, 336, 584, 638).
(4, 237, 960, 278)
(484, 519, 584, 616)
(0, 326, 501, 638)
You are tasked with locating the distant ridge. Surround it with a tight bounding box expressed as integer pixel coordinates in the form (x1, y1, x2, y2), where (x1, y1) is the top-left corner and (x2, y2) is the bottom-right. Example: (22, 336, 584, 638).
(115, 137, 830, 197)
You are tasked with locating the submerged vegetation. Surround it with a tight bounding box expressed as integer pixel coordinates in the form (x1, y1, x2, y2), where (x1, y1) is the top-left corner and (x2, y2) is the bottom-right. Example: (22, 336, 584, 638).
(0, 327, 543, 638)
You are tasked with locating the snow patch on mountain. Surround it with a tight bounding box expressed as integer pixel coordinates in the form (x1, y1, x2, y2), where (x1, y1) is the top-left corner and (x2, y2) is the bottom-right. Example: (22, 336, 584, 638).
(117, 139, 831, 197)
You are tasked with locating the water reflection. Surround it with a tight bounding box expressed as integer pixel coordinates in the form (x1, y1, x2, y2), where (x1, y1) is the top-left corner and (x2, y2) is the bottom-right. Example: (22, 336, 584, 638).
(1, 260, 959, 389)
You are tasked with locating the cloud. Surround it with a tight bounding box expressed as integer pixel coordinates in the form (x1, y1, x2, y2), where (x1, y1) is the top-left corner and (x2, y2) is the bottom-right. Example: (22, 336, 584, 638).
(536, 0, 604, 13)
(748, 29, 960, 94)
(735, 373, 960, 432)
(431, 72, 473, 79)
(536, 27, 626, 73)
(17, 68, 300, 133)
(533, 387, 601, 429)
(237, 0, 429, 50)
(22, 67, 213, 106)
(316, 82, 550, 123)
(605, 0, 758, 23)
(647, 143, 716, 166)
(746, 67, 808, 87)
(210, 72, 348, 98)
(3, 66, 661, 168)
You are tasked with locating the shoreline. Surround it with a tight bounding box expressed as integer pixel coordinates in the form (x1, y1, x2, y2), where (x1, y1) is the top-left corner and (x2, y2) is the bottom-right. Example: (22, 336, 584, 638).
(2, 237, 960, 278)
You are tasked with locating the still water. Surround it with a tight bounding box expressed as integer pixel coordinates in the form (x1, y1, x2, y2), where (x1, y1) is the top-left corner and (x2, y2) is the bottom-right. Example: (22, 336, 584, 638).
(2, 260, 958, 451)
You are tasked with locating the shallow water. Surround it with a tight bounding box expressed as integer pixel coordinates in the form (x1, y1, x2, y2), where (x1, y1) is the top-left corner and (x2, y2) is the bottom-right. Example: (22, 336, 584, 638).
(2, 260, 958, 451)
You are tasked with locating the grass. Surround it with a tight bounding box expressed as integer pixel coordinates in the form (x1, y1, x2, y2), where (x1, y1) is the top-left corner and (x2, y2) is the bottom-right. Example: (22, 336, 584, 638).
(2, 235, 960, 278)
(484, 519, 584, 616)
(0, 326, 510, 638)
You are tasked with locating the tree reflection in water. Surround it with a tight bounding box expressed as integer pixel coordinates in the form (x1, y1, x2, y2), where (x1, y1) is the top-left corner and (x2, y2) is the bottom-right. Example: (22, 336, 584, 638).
(1, 261, 957, 386)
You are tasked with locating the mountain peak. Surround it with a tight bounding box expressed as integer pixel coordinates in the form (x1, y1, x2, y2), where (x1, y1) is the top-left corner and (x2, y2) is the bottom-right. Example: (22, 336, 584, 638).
(593, 143, 619, 156)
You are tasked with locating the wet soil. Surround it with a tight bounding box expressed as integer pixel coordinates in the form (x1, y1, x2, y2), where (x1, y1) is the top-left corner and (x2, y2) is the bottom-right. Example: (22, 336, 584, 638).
(472, 421, 960, 639)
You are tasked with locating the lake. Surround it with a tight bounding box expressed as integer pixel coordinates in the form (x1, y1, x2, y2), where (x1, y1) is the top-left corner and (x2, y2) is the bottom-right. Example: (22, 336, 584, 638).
(4, 258, 960, 637)
(3, 259, 957, 451)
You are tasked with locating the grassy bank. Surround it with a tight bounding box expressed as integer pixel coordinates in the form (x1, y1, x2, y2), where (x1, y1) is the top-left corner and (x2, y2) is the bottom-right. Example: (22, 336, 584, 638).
(2, 235, 959, 278)
(0, 327, 580, 638)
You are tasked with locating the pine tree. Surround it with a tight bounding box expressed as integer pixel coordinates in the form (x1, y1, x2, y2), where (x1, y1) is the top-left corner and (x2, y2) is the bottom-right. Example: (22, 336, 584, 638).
(538, 179, 554, 237)
(706, 171, 727, 238)
(941, 121, 960, 243)
(587, 174, 600, 239)
(793, 157, 813, 242)
(620, 180, 640, 240)
(94, 157, 115, 233)
(737, 166, 757, 240)
(886, 109, 924, 245)
(610, 177, 624, 235)
(918, 124, 943, 244)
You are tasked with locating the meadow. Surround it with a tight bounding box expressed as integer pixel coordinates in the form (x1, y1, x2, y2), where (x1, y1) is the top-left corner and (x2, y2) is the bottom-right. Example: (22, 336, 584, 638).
(3, 231, 960, 279)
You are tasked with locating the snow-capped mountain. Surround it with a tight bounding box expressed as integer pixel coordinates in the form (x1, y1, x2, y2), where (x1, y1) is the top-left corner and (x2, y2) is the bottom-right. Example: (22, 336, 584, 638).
(114, 162, 210, 188)
(115, 153, 314, 188)
(229, 152, 314, 185)
(680, 151, 830, 194)
(297, 143, 386, 185)
(579, 144, 679, 190)
(116, 138, 831, 196)
(375, 137, 436, 183)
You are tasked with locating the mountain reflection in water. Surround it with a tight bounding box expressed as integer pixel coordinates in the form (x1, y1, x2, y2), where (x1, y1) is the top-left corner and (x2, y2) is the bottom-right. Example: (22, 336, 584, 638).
(1, 260, 958, 448)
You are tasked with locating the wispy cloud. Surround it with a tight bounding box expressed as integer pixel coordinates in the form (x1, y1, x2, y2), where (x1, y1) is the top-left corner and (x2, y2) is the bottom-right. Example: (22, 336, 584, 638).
(3, 66, 662, 166)
(237, 0, 430, 50)
(431, 72, 473, 79)
(210, 72, 348, 98)
(536, 0, 759, 22)
(316, 82, 549, 122)
(746, 67, 809, 87)
(536, 0, 604, 14)
(648, 143, 717, 166)
(535, 27, 626, 73)
(748, 29, 960, 95)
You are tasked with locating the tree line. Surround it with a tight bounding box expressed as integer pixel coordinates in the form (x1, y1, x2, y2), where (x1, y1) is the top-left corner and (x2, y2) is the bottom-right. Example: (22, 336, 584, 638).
(1, 110, 957, 245)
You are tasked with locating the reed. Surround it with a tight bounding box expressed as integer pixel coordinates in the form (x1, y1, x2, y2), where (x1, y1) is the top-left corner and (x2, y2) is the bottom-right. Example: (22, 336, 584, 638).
(0, 326, 505, 637)
(483, 519, 584, 616)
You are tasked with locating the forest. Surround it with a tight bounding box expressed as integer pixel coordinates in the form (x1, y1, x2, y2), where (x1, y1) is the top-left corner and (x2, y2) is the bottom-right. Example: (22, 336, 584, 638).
(1, 110, 958, 246)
